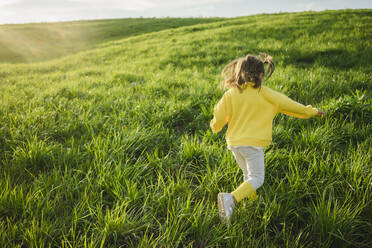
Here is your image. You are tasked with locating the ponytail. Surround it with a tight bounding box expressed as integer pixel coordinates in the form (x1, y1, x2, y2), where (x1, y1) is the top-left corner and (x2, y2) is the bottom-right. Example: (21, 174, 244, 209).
(259, 53, 275, 79)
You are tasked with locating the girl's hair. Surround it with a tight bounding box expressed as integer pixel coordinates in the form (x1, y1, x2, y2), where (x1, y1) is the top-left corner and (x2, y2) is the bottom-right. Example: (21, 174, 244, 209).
(220, 53, 274, 90)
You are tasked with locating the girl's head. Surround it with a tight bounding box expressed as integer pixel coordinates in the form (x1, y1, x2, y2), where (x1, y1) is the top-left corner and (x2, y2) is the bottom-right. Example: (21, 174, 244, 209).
(220, 53, 274, 90)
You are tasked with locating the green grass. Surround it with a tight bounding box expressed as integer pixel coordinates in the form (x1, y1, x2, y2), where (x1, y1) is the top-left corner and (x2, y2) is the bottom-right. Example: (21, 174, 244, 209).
(0, 9, 371, 247)
(0, 17, 223, 63)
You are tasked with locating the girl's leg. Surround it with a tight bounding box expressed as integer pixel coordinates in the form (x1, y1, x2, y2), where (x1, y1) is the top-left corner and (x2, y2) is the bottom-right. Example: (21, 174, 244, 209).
(238, 146, 265, 190)
(217, 147, 249, 224)
(230, 147, 249, 181)
(217, 146, 265, 223)
(231, 146, 265, 203)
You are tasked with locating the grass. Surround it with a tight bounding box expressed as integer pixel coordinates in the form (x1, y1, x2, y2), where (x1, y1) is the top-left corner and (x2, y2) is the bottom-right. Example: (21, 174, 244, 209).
(0, 9, 371, 247)
(0, 17, 223, 63)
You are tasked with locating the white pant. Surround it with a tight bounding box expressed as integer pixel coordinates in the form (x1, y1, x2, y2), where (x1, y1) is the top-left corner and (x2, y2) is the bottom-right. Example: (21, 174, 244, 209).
(230, 146, 265, 190)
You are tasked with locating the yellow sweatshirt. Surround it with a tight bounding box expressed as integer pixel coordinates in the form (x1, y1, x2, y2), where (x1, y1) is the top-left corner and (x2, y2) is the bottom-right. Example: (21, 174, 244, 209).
(210, 84, 318, 147)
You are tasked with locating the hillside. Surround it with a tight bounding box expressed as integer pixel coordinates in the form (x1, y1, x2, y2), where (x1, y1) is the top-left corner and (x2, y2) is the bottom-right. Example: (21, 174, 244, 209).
(0, 9, 371, 247)
(0, 17, 223, 63)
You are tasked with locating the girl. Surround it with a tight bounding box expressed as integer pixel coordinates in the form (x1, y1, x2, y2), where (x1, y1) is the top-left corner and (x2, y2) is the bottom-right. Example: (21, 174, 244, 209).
(210, 54, 325, 224)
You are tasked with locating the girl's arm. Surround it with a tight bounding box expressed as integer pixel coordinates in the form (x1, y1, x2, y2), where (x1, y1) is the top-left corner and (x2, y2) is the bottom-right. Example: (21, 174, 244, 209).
(210, 93, 230, 133)
(279, 95, 318, 119)
(262, 86, 320, 119)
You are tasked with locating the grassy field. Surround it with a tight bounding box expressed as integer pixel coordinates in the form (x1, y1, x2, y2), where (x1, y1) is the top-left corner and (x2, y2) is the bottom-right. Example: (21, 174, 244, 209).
(0, 17, 222, 63)
(0, 9, 371, 247)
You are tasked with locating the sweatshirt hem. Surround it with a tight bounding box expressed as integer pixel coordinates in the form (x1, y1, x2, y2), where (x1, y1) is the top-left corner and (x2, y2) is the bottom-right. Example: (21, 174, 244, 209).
(226, 138, 271, 147)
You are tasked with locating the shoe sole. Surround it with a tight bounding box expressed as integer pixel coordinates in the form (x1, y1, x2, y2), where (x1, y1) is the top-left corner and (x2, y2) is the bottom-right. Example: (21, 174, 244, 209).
(217, 193, 228, 224)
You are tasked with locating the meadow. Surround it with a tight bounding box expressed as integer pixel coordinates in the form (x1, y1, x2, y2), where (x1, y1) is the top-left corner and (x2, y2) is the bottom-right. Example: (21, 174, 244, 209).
(0, 17, 222, 63)
(0, 9, 371, 247)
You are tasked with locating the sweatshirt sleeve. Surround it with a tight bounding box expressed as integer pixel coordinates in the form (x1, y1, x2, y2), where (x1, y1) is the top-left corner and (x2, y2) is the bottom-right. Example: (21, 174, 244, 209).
(210, 93, 231, 133)
(277, 93, 318, 119)
(262, 86, 318, 119)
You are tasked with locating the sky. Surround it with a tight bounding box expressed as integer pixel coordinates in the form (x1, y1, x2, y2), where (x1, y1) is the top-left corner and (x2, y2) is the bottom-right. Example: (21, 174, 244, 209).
(0, 0, 371, 24)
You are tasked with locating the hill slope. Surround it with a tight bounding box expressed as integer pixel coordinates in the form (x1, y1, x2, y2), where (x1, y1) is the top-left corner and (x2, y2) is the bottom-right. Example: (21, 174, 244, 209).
(0, 9, 371, 247)
(0, 17, 223, 63)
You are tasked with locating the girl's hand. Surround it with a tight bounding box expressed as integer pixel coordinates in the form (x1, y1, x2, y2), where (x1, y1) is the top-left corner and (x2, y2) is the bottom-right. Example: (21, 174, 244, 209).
(317, 109, 325, 116)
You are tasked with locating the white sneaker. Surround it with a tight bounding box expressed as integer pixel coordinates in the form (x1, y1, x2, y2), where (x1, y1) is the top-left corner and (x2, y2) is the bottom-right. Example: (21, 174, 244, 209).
(217, 193, 235, 225)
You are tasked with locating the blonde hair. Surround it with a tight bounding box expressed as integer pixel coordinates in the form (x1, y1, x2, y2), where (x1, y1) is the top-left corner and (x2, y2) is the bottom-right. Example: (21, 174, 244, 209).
(220, 53, 274, 90)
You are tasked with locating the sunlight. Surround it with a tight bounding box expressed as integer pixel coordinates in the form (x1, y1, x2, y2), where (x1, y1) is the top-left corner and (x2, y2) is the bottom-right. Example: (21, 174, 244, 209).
(0, 23, 90, 62)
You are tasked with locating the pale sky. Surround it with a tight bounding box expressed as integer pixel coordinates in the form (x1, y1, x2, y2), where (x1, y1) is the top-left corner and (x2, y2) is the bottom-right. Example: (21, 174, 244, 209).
(0, 0, 371, 24)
